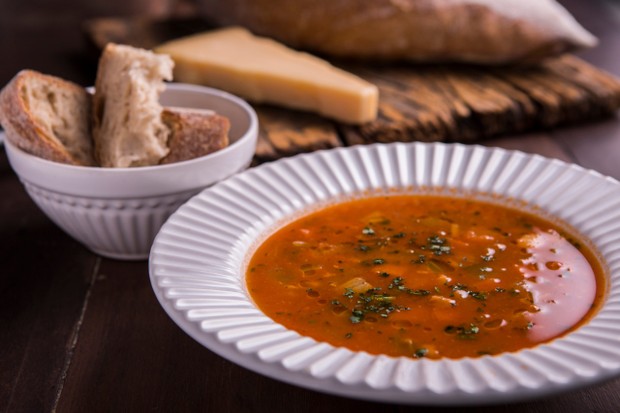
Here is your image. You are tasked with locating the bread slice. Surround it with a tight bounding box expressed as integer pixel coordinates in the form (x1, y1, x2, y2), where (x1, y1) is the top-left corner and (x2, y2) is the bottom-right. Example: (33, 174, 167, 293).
(159, 107, 230, 165)
(0, 47, 228, 168)
(0, 70, 95, 166)
(93, 43, 174, 167)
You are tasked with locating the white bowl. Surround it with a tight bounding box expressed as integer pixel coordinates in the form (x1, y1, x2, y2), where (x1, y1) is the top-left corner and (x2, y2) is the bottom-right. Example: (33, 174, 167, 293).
(4, 83, 258, 260)
(150, 142, 620, 405)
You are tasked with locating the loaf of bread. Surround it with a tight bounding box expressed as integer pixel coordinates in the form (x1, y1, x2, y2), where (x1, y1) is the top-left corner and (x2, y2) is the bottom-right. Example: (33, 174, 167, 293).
(198, 0, 597, 64)
(0, 70, 95, 166)
(159, 107, 230, 164)
(93, 43, 174, 167)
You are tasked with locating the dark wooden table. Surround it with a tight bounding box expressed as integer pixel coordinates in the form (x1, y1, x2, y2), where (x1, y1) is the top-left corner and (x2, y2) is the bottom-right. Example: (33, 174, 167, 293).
(2, 1, 620, 412)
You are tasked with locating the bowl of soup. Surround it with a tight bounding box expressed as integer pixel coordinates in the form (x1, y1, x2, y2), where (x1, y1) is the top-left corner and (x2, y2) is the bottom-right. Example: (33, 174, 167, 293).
(149, 142, 620, 405)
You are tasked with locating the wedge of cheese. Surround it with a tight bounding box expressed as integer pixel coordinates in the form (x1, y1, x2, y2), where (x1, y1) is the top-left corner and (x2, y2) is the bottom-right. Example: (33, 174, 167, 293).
(155, 27, 379, 124)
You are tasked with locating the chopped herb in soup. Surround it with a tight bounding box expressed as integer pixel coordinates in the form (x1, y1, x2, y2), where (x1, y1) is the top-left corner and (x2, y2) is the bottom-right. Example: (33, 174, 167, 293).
(246, 195, 605, 359)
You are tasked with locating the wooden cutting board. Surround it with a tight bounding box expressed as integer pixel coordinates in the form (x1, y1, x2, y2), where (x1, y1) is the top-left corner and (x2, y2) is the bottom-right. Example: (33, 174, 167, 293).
(84, 16, 620, 163)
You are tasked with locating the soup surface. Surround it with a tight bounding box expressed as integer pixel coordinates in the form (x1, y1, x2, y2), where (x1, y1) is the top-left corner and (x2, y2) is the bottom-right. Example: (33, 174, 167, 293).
(246, 195, 605, 359)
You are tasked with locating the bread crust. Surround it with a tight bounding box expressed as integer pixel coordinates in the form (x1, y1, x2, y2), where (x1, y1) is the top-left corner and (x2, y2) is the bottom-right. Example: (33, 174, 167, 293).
(0, 70, 95, 165)
(199, 0, 596, 64)
(92, 43, 173, 167)
(1, 57, 229, 168)
(159, 108, 230, 164)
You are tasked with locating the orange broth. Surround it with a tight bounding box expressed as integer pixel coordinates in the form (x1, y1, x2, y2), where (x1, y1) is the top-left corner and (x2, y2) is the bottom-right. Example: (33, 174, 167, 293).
(246, 195, 606, 360)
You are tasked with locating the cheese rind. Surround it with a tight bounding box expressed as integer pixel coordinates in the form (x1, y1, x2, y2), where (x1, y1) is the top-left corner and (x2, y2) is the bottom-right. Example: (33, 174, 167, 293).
(155, 27, 379, 124)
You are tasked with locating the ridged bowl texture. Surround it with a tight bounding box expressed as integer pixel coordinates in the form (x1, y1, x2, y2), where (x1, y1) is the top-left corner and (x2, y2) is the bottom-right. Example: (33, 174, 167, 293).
(150, 142, 620, 404)
(4, 83, 258, 260)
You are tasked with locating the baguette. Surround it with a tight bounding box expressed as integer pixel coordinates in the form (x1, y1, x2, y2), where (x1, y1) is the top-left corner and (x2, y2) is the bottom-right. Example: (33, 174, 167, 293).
(0, 70, 95, 166)
(199, 0, 597, 64)
(159, 107, 230, 165)
(93, 43, 174, 167)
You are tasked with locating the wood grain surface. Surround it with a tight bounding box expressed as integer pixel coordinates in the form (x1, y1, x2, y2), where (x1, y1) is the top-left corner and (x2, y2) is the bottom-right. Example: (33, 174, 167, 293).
(1, 1, 620, 412)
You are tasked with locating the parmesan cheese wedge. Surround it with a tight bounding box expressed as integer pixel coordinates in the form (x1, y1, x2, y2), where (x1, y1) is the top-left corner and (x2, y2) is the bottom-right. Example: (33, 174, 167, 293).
(155, 27, 379, 124)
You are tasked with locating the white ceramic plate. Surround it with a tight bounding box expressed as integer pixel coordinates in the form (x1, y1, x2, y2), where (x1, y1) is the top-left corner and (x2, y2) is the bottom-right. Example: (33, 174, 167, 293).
(149, 142, 620, 405)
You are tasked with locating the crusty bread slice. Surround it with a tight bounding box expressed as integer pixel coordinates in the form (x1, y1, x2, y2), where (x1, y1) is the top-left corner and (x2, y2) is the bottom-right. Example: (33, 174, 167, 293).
(0, 70, 95, 166)
(159, 107, 230, 165)
(93, 43, 174, 167)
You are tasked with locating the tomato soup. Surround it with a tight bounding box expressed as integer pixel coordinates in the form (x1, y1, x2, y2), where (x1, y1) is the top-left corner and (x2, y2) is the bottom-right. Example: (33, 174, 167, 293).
(246, 195, 606, 360)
